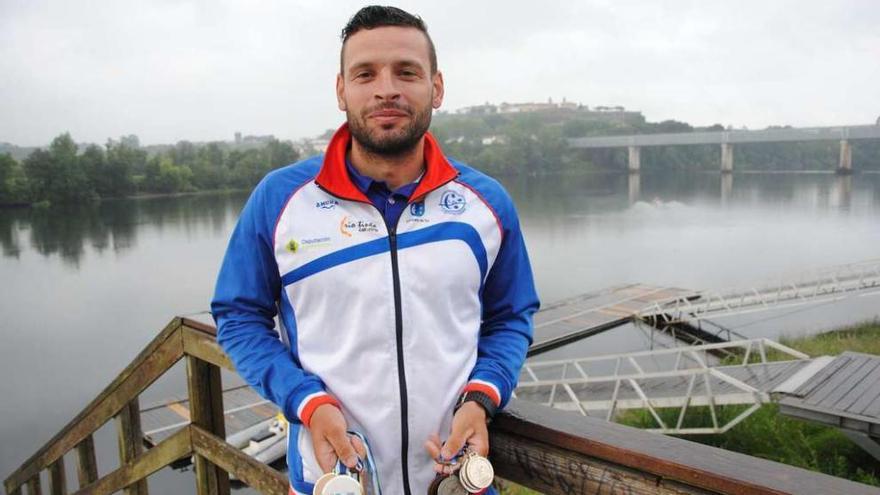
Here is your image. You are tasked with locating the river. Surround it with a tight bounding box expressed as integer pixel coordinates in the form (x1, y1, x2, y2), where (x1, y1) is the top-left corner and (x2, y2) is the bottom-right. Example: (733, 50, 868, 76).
(2, 170, 879, 492)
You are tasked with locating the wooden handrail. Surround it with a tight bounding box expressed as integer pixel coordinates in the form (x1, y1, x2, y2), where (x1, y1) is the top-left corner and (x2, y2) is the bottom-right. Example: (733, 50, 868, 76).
(6, 317, 879, 495)
(491, 397, 880, 494)
(3, 317, 283, 495)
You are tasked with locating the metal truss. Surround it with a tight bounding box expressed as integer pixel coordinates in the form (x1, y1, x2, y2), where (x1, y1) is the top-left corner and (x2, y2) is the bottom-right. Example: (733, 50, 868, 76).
(514, 339, 810, 435)
(637, 259, 880, 324)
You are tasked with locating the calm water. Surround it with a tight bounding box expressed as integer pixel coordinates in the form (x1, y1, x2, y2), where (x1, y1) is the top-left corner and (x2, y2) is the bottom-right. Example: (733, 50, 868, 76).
(2, 171, 880, 491)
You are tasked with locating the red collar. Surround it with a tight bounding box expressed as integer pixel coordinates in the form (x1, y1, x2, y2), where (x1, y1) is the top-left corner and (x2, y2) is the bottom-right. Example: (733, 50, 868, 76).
(315, 123, 458, 204)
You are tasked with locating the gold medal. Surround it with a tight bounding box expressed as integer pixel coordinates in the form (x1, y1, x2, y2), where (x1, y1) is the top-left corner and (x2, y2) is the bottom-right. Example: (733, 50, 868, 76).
(457, 449, 493, 493)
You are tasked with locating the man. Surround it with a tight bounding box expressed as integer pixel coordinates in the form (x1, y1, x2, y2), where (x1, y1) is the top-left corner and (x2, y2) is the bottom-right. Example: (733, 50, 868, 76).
(212, 6, 539, 495)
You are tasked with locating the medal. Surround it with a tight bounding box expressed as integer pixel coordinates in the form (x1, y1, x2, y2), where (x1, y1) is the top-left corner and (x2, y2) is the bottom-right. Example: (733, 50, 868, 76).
(314, 472, 336, 495)
(427, 474, 444, 495)
(437, 475, 470, 495)
(319, 460, 363, 495)
(323, 472, 363, 495)
(457, 449, 494, 494)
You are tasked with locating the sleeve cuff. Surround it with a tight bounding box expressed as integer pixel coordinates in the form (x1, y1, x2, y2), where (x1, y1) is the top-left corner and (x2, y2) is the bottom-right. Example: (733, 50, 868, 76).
(462, 380, 501, 407)
(297, 392, 341, 428)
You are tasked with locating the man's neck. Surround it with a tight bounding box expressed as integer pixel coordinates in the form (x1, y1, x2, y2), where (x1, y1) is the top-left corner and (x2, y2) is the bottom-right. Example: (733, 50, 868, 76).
(349, 138, 425, 190)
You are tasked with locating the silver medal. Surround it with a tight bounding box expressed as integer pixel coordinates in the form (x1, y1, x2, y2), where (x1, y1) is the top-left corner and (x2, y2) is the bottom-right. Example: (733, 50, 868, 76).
(437, 474, 470, 495)
(314, 472, 336, 495)
(323, 473, 363, 495)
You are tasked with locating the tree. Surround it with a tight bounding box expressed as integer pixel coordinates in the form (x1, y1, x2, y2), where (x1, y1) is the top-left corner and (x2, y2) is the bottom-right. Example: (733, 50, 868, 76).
(0, 153, 29, 204)
(104, 139, 142, 196)
(24, 133, 94, 203)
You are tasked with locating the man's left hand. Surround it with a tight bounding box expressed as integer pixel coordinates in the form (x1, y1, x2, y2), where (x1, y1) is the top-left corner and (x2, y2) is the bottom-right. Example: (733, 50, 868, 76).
(423, 401, 489, 474)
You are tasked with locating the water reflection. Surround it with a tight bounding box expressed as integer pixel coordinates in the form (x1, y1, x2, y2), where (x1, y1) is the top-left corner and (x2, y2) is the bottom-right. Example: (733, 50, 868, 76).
(1, 174, 879, 267)
(720, 174, 733, 207)
(831, 175, 853, 210)
(0, 191, 248, 265)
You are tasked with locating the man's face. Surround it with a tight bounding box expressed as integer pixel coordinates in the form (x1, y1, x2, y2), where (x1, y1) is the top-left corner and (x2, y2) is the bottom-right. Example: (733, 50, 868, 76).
(336, 26, 444, 156)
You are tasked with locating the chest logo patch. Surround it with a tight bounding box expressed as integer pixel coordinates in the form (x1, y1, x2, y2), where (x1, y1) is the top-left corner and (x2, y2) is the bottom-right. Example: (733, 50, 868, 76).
(340, 216, 380, 237)
(439, 190, 467, 214)
(285, 237, 332, 253)
(410, 201, 425, 217)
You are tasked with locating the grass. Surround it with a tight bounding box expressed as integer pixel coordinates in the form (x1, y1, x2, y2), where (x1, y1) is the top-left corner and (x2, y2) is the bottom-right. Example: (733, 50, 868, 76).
(777, 318, 880, 357)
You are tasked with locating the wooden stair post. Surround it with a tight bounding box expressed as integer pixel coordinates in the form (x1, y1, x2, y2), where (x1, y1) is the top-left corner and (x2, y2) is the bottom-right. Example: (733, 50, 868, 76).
(25, 474, 40, 495)
(116, 398, 148, 495)
(74, 435, 99, 489)
(187, 355, 231, 495)
(48, 458, 66, 495)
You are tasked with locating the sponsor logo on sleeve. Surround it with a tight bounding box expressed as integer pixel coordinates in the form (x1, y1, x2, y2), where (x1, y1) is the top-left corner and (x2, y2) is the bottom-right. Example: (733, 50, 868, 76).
(315, 199, 339, 210)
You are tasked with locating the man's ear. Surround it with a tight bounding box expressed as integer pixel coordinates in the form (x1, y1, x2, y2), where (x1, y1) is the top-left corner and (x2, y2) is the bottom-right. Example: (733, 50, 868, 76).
(336, 73, 347, 111)
(431, 71, 444, 109)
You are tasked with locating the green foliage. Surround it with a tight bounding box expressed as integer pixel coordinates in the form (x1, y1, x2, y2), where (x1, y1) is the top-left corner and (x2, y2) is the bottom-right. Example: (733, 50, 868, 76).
(1, 133, 301, 206)
(23, 133, 96, 203)
(619, 404, 879, 486)
(0, 153, 29, 204)
(779, 319, 880, 357)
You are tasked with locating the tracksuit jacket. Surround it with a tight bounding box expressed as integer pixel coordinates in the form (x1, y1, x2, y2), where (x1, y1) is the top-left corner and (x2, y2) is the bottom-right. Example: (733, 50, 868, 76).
(211, 124, 540, 495)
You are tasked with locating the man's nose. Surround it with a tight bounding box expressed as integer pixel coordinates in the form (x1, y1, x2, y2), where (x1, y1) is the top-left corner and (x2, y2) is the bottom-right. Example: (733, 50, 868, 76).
(373, 69, 401, 101)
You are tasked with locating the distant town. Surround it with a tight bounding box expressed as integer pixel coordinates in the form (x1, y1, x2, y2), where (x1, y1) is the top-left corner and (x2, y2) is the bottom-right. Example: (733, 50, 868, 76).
(0, 99, 639, 160)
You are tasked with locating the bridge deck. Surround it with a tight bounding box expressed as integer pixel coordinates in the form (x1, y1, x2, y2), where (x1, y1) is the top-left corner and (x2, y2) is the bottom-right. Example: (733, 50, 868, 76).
(569, 124, 880, 148)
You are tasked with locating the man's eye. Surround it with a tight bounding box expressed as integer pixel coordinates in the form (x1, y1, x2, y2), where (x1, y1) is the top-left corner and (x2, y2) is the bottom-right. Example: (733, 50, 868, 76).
(400, 70, 417, 77)
(355, 72, 372, 79)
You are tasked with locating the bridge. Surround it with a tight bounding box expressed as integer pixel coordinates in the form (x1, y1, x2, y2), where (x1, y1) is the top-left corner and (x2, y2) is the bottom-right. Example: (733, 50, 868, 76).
(568, 124, 880, 173)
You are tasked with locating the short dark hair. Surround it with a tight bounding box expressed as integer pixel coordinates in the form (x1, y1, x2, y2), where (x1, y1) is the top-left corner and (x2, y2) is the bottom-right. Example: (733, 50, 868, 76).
(340, 5, 437, 75)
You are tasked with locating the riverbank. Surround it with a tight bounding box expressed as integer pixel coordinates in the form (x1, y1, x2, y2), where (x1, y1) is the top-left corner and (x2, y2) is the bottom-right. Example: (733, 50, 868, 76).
(0, 187, 251, 209)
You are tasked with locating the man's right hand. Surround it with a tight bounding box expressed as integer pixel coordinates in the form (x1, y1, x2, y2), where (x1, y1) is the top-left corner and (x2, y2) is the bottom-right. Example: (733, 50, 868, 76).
(308, 403, 366, 473)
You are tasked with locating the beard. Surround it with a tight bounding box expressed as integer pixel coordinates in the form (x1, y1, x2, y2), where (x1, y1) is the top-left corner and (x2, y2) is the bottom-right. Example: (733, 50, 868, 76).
(347, 101, 433, 157)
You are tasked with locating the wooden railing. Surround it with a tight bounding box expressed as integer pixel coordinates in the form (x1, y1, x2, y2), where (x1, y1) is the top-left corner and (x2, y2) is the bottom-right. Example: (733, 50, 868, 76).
(5, 317, 878, 495)
(3, 317, 287, 495)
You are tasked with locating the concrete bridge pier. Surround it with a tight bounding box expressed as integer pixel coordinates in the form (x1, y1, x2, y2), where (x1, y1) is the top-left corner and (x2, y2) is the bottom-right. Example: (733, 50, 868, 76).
(838, 139, 853, 174)
(720, 143, 734, 173)
(627, 146, 641, 173)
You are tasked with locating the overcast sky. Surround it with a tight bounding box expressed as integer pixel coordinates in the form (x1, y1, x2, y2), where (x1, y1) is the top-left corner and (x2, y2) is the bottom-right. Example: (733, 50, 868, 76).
(2, 0, 878, 146)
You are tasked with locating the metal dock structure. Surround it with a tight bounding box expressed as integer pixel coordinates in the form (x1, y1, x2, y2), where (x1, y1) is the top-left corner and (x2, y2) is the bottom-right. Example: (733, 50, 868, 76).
(529, 283, 697, 355)
(517, 338, 817, 434)
(777, 352, 880, 460)
(530, 260, 880, 354)
(637, 259, 880, 325)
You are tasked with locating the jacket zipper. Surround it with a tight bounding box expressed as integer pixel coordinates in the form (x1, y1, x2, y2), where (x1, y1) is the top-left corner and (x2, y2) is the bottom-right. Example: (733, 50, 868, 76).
(315, 178, 463, 495)
(387, 224, 412, 495)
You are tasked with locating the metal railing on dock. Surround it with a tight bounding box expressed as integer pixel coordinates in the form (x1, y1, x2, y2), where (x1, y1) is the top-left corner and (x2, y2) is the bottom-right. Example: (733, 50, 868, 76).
(4, 317, 877, 495)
